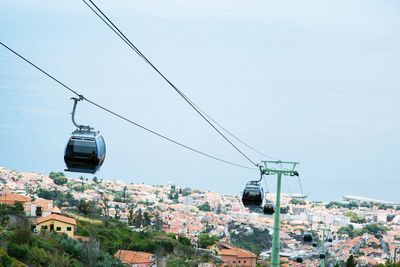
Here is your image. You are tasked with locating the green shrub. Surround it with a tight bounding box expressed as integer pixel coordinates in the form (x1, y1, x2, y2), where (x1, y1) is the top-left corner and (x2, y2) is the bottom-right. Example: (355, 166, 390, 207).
(7, 243, 30, 260)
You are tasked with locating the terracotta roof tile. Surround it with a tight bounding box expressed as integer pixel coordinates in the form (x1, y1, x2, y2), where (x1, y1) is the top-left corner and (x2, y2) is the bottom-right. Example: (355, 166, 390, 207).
(0, 194, 30, 203)
(220, 247, 256, 258)
(115, 250, 154, 265)
(36, 214, 77, 226)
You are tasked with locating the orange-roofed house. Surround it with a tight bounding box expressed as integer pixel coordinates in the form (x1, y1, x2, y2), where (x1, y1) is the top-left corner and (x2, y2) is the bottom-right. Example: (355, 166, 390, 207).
(0, 193, 30, 205)
(219, 243, 257, 267)
(27, 198, 60, 218)
(115, 250, 156, 267)
(36, 214, 77, 238)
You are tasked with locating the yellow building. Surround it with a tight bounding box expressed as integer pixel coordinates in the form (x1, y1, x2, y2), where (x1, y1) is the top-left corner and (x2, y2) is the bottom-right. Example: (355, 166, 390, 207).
(207, 244, 221, 255)
(36, 214, 77, 238)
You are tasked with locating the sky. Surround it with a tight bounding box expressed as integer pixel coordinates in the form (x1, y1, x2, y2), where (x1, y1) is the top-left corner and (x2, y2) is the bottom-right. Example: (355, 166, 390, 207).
(0, 0, 399, 202)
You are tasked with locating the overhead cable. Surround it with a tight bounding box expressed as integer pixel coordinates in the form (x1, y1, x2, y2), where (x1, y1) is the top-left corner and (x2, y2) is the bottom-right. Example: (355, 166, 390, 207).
(82, 0, 261, 167)
(0, 41, 257, 170)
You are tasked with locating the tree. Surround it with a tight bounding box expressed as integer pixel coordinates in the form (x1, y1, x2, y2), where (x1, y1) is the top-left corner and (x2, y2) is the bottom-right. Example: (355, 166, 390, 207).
(11, 202, 24, 214)
(128, 204, 136, 226)
(346, 254, 357, 267)
(168, 189, 179, 202)
(290, 199, 306, 205)
(114, 204, 121, 219)
(79, 176, 88, 188)
(134, 209, 143, 228)
(123, 186, 128, 203)
(0, 205, 10, 226)
(197, 234, 218, 248)
(49, 172, 68, 185)
(178, 236, 192, 246)
(344, 211, 366, 224)
(152, 213, 164, 231)
(198, 202, 211, 212)
(78, 200, 100, 216)
(100, 193, 110, 219)
(86, 236, 101, 267)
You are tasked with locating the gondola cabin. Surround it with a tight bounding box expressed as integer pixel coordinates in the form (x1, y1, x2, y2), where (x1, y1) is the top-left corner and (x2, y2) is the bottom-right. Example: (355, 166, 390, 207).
(64, 130, 106, 174)
(263, 202, 275, 215)
(303, 232, 313, 243)
(295, 257, 303, 263)
(242, 181, 264, 208)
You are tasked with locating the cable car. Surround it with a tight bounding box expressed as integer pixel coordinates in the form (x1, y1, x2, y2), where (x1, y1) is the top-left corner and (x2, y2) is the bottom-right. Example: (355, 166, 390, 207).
(327, 237, 333, 242)
(319, 253, 326, 259)
(64, 97, 106, 174)
(242, 181, 264, 208)
(312, 242, 318, 247)
(295, 256, 303, 263)
(64, 130, 106, 174)
(303, 232, 313, 243)
(263, 201, 275, 215)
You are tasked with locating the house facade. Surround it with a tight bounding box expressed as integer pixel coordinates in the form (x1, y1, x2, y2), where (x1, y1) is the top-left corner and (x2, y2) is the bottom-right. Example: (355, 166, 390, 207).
(36, 214, 77, 238)
(218, 243, 257, 267)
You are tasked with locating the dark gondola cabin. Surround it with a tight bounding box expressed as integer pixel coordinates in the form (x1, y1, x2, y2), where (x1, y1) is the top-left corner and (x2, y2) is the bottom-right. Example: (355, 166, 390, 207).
(303, 232, 313, 243)
(64, 130, 106, 174)
(319, 253, 326, 259)
(242, 181, 264, 208)
(263, 202, 275, 215)
(295, 257, 303, 263)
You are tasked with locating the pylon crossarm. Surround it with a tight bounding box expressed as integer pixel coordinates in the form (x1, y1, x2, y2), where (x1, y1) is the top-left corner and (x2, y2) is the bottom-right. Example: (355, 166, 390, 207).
(261, 160, 299, 176)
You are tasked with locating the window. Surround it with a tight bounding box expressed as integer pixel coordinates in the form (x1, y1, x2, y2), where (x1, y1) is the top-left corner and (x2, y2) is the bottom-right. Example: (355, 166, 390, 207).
(67, 139, 97, 157)
(244, 260, 246, 263)
(67, 227, 72, 231)
(41, 225, 48, 230)
(56, 227, 62, 231)
(238, 260, 241, 263)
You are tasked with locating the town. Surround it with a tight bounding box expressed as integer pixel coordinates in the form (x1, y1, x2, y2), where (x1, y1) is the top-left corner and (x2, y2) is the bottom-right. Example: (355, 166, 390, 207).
(0, 166, 399, 266)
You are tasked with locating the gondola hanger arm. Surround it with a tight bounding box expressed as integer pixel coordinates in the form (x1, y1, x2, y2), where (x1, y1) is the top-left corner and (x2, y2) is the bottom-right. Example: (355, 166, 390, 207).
(70, 96, 93, 132)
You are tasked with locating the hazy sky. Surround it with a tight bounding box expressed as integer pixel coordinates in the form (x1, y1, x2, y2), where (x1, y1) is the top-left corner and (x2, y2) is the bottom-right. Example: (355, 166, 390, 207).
(1, 0, 399, 201)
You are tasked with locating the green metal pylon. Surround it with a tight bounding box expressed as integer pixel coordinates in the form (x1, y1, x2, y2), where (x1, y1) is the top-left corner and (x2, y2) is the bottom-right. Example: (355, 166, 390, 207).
(261, 160, 299, 267)
(270, 172, 282, 267)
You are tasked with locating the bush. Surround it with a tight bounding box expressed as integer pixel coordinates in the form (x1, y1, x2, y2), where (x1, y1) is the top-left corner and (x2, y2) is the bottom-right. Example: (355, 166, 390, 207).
(28, 246, 48, 266)
(7, 243, 30, 260)
(290, 199, 306, 205)
(197, 202, 211, 212)
(178, 236, 191, 246)
(197, 234, 218, 249)
(0, 248, 13, 267)
(0, 254, 12, 267)
(49, 172, 68, 185)
(11, 227, 31, 244)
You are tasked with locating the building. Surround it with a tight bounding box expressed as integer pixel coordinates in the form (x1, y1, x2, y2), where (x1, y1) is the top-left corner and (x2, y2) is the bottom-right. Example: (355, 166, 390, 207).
(0, 192, 30, 205)
(219, 243, 257, 267)
(36, 214, 77, 238)
(26, 198, 60, 217)
(115, 250, 156, 267)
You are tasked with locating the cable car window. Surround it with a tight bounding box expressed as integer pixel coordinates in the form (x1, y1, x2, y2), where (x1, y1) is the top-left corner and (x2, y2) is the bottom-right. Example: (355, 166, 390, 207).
(67, 139, 97, 157)
(97, 135, 106, 155)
